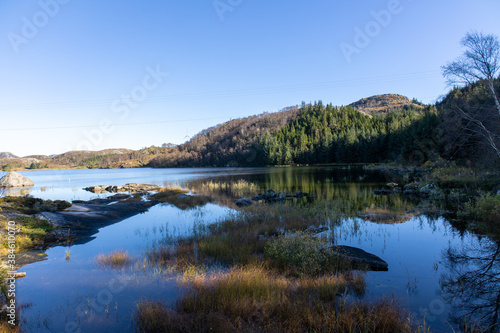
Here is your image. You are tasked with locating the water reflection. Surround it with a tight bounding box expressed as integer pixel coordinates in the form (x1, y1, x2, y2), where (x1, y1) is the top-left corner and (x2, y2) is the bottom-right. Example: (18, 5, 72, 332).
(187, 166, 415, 215)
(441, 239, 500, 332)
(5, 167, 498, 332)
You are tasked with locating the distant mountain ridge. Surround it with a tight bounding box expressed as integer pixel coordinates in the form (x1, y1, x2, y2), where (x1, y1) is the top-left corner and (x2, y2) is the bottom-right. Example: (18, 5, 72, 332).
(348, 94, 424, 115)
(0, 152, 18, 159)
(1, 93, 431, 170)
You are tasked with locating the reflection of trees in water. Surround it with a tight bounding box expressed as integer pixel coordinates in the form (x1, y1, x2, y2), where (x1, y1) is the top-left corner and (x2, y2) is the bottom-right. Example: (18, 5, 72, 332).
(187, 167, 414, 214)
(441, 238, 500, 332)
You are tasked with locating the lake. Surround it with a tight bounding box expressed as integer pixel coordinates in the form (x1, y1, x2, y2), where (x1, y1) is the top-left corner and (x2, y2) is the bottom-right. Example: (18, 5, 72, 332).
(3, 167, 498, 333)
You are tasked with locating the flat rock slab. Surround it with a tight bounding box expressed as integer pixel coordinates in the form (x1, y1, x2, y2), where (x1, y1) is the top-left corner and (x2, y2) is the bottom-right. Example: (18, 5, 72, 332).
(84, 183, 162, 194)
(331, 245, 388, 271)
(39, 196, 159, 245)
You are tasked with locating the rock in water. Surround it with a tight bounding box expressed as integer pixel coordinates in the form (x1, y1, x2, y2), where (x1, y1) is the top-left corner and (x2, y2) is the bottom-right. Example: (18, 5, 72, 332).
(331, 245, 388, 271)
(235, 198, 253, 207)
(0, 171, 34, 188)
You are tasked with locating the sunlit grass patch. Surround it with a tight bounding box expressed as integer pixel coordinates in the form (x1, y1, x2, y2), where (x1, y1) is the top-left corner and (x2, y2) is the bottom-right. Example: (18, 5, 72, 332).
(0, 215, 54, 254)
(201, 179, 261, 197)
(264, 231, 352, 277)
(135, 265, 413, 333)
(96, 250, 132, 269)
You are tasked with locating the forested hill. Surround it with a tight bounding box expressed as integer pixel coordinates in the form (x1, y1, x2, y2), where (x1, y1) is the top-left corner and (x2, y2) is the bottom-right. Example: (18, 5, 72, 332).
(149, 106, 301, 167)
(149, 98, 439, 167)
(2, 92, 464, 170)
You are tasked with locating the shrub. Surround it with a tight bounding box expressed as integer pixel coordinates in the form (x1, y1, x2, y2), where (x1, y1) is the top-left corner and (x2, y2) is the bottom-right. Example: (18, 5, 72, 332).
(264, 232, 341, 276)
(460, 192, 500, 223)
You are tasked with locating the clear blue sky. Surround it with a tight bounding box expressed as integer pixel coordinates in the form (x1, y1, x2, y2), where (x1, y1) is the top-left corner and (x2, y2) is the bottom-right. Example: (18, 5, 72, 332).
(1, 0, 499, 156)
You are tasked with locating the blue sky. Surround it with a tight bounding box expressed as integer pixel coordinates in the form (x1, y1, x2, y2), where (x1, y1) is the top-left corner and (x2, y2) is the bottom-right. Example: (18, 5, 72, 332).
(1, 0, 499, 156)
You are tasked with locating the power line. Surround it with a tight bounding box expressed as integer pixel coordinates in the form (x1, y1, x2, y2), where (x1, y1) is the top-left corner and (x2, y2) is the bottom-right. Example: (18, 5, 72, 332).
(0, 71, 442, 111)
(0, 116, 234, 132)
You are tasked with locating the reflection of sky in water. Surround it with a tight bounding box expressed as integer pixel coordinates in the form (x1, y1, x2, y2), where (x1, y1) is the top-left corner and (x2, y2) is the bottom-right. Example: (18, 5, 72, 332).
(5, 168, 496, 332)
(17, 203, 233, 333)
(1, 168, 265, 201)
(335, 216, 485, 333)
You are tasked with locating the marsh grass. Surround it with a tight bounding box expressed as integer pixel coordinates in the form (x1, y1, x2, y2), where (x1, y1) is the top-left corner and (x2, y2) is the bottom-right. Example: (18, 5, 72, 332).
(96, 250, 132, 269)
(264, 231, 351, 277)
(135, 265, 413, 333)
(201, 179, 260, 198)
(151, 188, 212, 210)
(139, 201, 423, 332)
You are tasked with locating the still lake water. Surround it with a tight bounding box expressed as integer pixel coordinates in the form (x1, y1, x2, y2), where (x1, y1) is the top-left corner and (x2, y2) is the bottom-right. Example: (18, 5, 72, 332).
(3, 167, 499, 333)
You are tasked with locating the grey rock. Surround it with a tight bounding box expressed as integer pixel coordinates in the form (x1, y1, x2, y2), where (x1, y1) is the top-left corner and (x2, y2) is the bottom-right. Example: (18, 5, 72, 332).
(419, 183, 438, 195)
(178, 193, 190, 200)
(0, 171, 34, 188)
(44, 229, 76, 244)
(235, 198, 253, 207)
(331, 245, 388, 271)
(305, 225, 329, 234)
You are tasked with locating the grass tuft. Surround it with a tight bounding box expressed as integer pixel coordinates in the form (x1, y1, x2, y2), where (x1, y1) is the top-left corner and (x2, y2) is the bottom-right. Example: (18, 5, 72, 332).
(96, 250, 132, 269)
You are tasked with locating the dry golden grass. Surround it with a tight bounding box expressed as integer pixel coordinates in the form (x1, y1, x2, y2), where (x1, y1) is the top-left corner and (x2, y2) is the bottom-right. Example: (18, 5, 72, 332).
(96, 250, 132, 269)
(0, 321, 19, 333)
(135, 265, 414, 333)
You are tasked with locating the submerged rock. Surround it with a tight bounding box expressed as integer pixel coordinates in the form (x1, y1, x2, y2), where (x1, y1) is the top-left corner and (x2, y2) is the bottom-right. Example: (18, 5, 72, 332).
(0, 171, 34, 188)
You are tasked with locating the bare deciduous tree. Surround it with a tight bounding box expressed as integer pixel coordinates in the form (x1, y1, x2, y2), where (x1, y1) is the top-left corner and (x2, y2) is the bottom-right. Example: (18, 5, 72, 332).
(442, 32, 500, 158)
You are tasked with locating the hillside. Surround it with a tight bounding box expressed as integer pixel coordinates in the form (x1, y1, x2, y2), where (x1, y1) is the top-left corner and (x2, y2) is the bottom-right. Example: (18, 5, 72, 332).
(348, 94, 424, 116)
(149, 106, 301, 167)
(0, 152, 18, 159)
(1, 90, 473, 170)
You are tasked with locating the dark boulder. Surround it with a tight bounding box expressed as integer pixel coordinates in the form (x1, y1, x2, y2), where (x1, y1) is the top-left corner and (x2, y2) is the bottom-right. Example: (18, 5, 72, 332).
(331, 245, 388, 271)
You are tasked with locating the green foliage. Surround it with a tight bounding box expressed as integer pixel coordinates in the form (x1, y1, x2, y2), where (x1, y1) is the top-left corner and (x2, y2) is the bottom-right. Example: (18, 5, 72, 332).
(17, 216, 54, 235)
(28, 162, 48, 169)
(460, 192, 500, 223)
(264, 232, 340, 276)
(2, 163, 14, 171)
(0, 196, 71, 214)
(258, 103, 441, 166)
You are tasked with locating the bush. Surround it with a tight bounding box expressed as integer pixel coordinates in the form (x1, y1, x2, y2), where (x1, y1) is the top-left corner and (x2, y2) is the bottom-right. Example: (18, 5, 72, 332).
(459, 192, 500, 224)
(264, 232, 340, 276)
